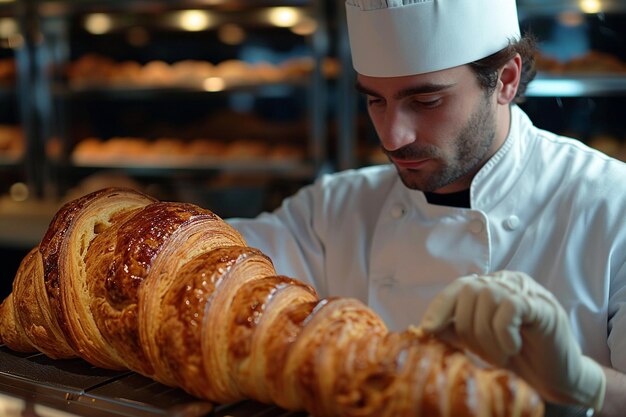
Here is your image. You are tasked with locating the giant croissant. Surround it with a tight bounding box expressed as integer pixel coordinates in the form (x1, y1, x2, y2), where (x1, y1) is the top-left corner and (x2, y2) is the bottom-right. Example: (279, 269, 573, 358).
(0, 188, 544, 417)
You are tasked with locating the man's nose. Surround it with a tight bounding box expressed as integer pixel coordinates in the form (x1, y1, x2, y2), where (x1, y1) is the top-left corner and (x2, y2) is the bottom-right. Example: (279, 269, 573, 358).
(378, 109, 417, 152)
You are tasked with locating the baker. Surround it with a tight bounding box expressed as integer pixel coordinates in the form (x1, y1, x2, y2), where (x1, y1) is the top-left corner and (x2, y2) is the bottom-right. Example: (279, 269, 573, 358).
(228, 0, 626, 415)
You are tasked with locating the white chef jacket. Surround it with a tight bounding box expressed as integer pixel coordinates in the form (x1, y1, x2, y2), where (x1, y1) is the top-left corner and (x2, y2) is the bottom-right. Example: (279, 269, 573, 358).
(228, 106, 626, 372)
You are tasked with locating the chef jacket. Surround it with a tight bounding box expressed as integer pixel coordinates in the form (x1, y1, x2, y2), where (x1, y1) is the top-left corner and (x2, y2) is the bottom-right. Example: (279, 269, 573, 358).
(228, 105, 626, 373)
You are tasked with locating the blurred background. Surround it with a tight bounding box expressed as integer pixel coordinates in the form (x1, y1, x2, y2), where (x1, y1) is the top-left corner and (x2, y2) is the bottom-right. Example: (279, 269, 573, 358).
(0, 0, 625, 297)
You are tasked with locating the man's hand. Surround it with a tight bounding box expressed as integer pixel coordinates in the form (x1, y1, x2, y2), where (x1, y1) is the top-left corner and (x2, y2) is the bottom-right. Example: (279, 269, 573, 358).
(420, 270, 606, 411)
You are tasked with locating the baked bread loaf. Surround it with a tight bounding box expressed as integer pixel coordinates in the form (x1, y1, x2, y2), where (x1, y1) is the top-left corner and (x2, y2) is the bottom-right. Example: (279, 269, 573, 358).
(0, 188, 544, 417)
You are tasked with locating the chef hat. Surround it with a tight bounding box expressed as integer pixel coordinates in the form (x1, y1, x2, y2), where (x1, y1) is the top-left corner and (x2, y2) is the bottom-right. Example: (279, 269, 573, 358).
(346, 0, 521, 77)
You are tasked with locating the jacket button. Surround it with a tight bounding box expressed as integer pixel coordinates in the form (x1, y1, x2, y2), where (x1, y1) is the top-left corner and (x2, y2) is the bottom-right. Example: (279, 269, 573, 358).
(390, 205, 406, 219)
(469, 219, 484, 234)
(503, 215, 520, 231)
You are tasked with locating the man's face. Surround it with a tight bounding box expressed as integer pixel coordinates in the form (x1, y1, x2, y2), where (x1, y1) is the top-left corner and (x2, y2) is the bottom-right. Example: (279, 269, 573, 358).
(357, 65, 501, 193)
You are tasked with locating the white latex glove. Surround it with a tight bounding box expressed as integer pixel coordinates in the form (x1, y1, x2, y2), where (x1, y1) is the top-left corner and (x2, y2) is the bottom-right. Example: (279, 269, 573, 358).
(420, 270, 606, 411)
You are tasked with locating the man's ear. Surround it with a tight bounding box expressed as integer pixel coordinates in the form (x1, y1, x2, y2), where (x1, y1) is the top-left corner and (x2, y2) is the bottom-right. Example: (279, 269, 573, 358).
(497, 54, 522, 105)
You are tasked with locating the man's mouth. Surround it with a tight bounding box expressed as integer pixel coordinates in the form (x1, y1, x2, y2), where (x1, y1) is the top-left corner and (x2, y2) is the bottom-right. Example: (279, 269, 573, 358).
(390, 157, 433, 170)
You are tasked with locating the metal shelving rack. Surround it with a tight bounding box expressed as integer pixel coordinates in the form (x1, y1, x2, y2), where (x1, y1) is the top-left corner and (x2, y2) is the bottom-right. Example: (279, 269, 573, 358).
(31, 0, 330, 201)
(0, 1, 40, 193)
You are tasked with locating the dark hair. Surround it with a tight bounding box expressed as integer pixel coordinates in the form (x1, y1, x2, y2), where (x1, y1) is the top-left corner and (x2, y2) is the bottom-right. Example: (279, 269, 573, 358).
(468, 33, 538, 103)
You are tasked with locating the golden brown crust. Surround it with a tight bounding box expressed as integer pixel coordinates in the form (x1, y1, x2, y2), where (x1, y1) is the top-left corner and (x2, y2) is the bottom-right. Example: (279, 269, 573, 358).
(138, 207, 246, 386)
(39, 187, 156, 368)
(292, 298, 388, 416)
(199, 247, 277, 403)
(158, 246, 262, 397)
(332, 329, 544, 417)
(104, 203, 208, 309)
(227, 275, 312, 362)
(0, 295, 33, 352)
(0, 187, 545, 417)
(89, 202, 226, 376)
(227, 275, 317, 403)
(262, 299, 320, 409)
(12, 247, 75, 358)
(39, 193, 87, 343)
(39, 188, 153, 332)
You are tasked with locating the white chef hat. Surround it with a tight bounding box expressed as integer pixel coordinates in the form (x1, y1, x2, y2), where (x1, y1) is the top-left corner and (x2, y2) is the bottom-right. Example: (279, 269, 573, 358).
(346, 0, 521, 77)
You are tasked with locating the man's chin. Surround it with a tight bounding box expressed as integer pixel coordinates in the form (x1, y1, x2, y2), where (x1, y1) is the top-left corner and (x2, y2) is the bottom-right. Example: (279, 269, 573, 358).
(396, 167, 455, 193)
(396, 170, 430, 191)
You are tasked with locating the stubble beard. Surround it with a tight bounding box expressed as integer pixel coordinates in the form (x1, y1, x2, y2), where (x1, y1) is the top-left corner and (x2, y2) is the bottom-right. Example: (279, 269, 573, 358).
(387, 95, 497, 192)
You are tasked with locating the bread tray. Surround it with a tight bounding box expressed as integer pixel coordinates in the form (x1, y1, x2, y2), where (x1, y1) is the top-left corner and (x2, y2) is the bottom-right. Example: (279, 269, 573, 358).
(0, 345, 307, 417)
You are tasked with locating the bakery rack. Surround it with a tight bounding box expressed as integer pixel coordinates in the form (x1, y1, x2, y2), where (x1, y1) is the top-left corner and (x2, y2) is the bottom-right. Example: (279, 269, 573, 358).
(0, 345, 308, 417)
(0, 2, 32, 192)
(35, 0, 316, 14)
(24, 0, 331, 211)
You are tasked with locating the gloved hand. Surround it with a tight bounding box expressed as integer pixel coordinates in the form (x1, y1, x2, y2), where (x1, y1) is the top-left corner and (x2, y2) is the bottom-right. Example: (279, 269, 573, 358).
(420, 270, 606, 411)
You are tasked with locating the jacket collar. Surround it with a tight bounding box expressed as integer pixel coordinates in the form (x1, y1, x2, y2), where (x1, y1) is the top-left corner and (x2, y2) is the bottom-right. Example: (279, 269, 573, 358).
(472, 105, 534, 212)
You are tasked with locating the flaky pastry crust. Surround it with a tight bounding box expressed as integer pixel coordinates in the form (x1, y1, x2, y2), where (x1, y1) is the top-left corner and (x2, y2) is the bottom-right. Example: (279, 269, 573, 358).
(0, 188, 544, 417)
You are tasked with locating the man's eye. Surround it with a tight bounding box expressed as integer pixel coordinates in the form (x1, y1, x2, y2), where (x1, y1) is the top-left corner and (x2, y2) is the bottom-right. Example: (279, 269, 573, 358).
(416, 98, 442, 108)
(367, 98, 384, 106)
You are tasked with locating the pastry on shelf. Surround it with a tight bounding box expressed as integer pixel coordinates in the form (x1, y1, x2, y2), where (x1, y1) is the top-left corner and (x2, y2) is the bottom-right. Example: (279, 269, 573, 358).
(66, 54, 117, 88)
(108, 60, 143, 86)
(533, 52, 564, 73)
(251, 61, 286, 84)
(267, 144, 305, 161)
(72, 137, 151, 164)
(171, 60, 215, 86)
(213, 59, 253, 86)
(138, 60, 176, 87)
(280, 56, 315, 80)
(186, 138, 228, 158)
(535, 50, 626, 74)
(72, 137, 104, 163)
(0, 124, 24, 160)
(0, 57, 16, 84)
(564, 51, 626, 73)
(65, 53, 321, 89)
(225, 139, 269, 160)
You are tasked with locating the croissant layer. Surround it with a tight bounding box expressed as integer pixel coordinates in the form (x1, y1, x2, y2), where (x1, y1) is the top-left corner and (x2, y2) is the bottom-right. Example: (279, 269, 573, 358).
(0, 188, 544, 417)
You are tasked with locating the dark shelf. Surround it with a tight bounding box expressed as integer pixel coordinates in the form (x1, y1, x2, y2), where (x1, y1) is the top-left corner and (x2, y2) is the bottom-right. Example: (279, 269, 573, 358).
(36, 0, 316, 17)
(0, 154, 21, 168)
(66, 157, 316, 178)
(52, 79, 310, 100)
